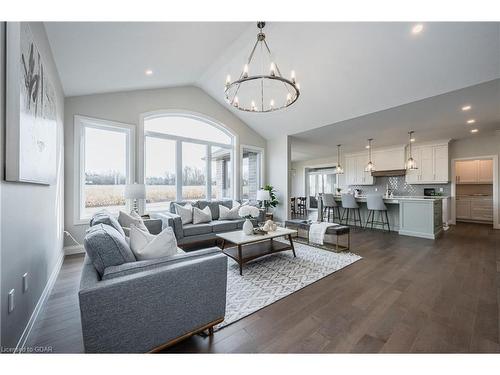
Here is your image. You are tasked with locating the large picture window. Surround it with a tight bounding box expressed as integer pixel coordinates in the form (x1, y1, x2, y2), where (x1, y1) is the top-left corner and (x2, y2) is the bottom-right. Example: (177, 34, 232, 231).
(143, 114, 234, 211)
(75, 116, 135, 222)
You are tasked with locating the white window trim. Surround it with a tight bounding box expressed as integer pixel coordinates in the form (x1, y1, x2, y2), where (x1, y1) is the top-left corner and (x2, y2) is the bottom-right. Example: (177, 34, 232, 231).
(240, 144, 265, 200)
(73, 115, 136, 225)
(138, 110, 238, 206)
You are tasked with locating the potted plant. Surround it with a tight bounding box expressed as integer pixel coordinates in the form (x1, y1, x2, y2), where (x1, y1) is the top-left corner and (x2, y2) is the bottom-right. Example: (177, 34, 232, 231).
(238, 205, 260, 235)
(262, 184, 279, 212)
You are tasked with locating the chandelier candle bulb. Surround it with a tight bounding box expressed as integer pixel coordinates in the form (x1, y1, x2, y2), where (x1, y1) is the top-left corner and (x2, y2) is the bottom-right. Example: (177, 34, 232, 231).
(291, 70, 296, 83)
(233, 96, 239, 107)
(270, 62, 276, 76)
(243, 64, 249, 78)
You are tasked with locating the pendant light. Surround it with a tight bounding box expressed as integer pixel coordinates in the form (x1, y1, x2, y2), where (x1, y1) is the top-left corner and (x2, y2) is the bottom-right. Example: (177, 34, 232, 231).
(365, 138, 375, 172)
(336, 144, 344, 174)
(406, 131, 418, 170)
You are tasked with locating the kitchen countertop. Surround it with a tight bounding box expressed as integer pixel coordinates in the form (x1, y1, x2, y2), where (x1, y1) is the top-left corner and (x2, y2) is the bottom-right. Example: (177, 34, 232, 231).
(333, 195, 446, 204)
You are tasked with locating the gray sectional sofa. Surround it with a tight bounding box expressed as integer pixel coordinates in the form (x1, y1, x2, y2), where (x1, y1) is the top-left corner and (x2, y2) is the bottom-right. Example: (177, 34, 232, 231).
(79, 211, 227, 353)
(151, 200, 265, 246)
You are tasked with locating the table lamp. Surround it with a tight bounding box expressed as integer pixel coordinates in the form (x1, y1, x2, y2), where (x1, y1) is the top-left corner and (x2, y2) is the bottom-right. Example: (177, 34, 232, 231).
(124, 183, 146, 213)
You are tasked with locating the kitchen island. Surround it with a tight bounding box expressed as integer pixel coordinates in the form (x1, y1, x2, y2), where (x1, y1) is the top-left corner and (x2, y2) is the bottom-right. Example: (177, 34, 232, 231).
(328, 196, 444, 239)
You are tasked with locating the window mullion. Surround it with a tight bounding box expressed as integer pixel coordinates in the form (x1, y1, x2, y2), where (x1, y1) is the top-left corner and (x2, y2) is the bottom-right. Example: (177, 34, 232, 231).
(176, 140, 182, 200)
(206, 145, 212, 201)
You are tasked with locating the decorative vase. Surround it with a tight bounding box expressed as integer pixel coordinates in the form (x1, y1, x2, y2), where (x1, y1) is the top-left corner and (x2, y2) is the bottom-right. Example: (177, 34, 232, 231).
(242, 218, 254, 235)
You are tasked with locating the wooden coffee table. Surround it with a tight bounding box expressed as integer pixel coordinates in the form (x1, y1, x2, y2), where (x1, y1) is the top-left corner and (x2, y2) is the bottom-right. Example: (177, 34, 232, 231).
(216, 228, 297, 275)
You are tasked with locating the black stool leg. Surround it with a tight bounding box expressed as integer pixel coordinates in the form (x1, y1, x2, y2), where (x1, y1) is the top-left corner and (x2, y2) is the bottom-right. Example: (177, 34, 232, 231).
(384, 210, 390, 232)
(365, 210, 371, 228)
(357, 208, 362, 227)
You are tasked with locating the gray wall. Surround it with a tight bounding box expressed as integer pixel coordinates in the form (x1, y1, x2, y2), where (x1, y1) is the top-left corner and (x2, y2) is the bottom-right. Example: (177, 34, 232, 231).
(0, 22, 65, 349)
(64, 87, 266, 245)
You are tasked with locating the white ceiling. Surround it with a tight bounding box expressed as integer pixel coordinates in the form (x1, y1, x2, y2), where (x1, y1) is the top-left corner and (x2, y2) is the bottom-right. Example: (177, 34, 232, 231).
(290, 79, 500, 161)
(44, 22, 252, 96)
(45, 22, 500, 141)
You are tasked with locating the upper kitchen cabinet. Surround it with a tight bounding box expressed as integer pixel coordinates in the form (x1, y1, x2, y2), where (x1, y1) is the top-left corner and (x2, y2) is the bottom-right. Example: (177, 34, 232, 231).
(405, 141, 450, 184)
(345, 154, 374, 185)
(456, 159, 493, 184)
(345, 146, 405, 186)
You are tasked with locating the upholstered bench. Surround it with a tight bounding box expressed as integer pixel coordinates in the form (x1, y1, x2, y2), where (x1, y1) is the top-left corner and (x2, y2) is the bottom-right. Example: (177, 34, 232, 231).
(284, 219, 351, 251)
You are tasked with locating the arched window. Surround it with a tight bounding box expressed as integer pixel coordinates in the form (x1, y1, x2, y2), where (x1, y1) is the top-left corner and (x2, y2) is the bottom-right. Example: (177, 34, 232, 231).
(143, 113, 235, 211)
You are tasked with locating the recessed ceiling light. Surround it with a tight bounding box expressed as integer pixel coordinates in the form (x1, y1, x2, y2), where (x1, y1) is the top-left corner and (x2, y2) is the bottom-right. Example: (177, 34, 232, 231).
(470, 129, 478, 133)
(461, 105, 471, 111)
(467, 119, 476, 124)
(412, 24, 424, 34)
(145, 69, 153, 76)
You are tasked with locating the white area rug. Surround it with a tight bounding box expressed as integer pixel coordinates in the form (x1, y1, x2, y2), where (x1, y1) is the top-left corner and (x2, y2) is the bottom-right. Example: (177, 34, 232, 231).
(216, 240, 362, 330)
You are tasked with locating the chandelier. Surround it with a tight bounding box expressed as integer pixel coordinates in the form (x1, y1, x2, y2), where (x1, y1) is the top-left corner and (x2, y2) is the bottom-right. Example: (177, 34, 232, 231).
(224, 22, 300, 113)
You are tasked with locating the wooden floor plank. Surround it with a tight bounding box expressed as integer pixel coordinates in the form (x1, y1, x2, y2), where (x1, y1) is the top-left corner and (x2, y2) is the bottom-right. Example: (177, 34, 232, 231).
(25, 222, 500, 353)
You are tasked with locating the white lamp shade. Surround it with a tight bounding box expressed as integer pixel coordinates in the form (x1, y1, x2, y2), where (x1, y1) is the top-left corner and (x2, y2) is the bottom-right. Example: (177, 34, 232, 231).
(256, 189, 271, 201)
(124, 183, 146, 199)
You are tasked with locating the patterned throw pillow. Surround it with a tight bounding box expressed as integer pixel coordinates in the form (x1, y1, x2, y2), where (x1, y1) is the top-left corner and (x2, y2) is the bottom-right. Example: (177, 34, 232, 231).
(219, 204, 240, 220)
(174, 203, 193, 225)
(193, 206, 212, 224)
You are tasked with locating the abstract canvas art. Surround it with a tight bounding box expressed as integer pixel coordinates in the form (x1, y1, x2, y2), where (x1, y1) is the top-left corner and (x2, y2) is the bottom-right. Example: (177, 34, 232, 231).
(6, 23, 57, 185)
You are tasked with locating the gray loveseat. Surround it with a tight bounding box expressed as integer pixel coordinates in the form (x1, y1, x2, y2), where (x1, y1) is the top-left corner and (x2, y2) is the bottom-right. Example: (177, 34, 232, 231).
(79, 211, 227, 353)
(151, 200, 265, 247)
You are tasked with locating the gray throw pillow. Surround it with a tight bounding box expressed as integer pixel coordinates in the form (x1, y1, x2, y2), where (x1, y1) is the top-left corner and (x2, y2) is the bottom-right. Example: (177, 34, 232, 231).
(84, 224, 136, 277)
(90, 210, 126, 238)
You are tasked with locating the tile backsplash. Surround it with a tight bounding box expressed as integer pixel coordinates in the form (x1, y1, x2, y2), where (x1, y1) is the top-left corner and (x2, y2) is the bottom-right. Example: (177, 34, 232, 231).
(348, 176, 451, 196)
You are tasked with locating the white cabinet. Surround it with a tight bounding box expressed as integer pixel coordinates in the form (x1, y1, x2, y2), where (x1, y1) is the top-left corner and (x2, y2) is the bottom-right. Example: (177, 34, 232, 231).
(455, 160, 477, 183)
(405, 142, 449, 184)
(478, 160, 493, 183)
(456, 196, 493, 222)
(345, 154, 374, 186)
(456, 159, 493, 184)
(456, 199, 471, 219)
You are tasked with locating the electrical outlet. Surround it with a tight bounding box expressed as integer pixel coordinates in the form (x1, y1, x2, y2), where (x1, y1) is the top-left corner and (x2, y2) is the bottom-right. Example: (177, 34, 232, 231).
(8, 289, 15, 313)
(439, 188, 443, 192)
(23, 273, 28, 293)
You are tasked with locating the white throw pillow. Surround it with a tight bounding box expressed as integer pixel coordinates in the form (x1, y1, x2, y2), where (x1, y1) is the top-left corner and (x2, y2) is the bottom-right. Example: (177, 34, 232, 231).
(193, 206, 212, 224)
(129, 225, 178, 260)
(219, 204, 240, 220)
(118, 210, 149, 232)
(174, 203, 193, 225)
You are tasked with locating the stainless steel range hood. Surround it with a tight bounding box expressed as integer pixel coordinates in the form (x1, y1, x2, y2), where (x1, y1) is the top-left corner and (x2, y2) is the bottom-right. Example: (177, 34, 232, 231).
(371, 169, 407, 177)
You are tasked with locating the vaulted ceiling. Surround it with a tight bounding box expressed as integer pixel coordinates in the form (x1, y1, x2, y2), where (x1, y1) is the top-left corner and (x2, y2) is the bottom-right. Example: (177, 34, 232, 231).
(45, 22, 500, 142)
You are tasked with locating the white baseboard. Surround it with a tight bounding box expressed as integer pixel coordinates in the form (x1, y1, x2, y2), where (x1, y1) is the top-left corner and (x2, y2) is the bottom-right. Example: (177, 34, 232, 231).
(64, 244, 84, 255)
(14, 250, 65, 353)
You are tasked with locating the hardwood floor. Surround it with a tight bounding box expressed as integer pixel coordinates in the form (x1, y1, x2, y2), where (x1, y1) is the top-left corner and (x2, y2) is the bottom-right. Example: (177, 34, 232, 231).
(26, 222, 500, 353)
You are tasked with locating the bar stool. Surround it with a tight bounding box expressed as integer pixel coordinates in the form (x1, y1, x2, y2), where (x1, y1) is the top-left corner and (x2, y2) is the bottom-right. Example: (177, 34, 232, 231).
(341, 194, 362, 227)
(322, 193, 341, 223)
(365, 194, 390, 232)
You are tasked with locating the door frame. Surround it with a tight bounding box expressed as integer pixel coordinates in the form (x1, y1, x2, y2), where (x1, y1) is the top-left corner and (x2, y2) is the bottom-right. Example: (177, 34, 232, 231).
(450, 155, 498, 229)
